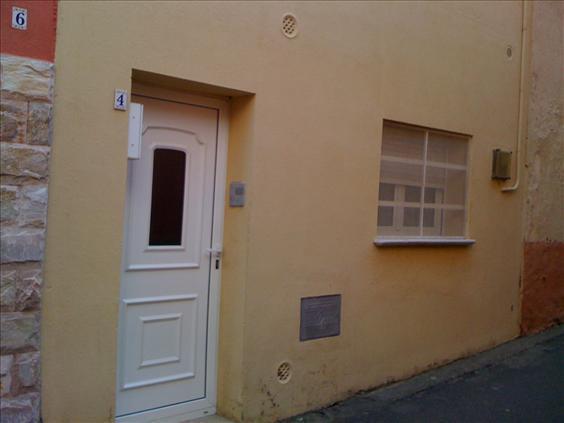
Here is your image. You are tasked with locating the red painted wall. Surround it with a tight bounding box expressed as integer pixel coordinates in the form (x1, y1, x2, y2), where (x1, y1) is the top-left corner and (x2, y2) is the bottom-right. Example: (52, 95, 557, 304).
(1, 0, 57, 62)
(521, 241, 564, 334)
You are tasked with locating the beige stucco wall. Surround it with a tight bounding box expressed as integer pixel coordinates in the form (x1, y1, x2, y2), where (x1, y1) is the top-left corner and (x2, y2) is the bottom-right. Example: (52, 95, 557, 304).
(525, 0, 563, 243)
(520, 0, 563, 334)
(43, 1, 526, 421)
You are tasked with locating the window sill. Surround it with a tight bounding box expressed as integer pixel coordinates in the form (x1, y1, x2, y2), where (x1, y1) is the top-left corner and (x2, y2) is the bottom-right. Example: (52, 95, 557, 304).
(374, 237, 476, 247)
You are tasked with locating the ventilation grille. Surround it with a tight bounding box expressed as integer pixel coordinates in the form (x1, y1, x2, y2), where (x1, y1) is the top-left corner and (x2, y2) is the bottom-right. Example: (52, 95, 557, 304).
(277, 361, 292, 383)
(282, 14, 298, 38)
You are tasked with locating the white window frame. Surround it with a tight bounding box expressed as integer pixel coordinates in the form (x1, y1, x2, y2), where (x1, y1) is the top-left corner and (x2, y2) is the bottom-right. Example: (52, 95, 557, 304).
(378, 184, 444, 236)
(375, 121, 475, 247)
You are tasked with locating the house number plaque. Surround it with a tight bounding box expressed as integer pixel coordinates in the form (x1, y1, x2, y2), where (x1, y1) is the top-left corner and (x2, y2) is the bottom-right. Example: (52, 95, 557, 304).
(300, 294, 341, 341)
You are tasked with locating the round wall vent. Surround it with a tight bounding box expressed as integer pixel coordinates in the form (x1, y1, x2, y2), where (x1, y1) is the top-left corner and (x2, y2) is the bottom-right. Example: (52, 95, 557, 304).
(282, 14, 298, 39)
(276, 361, 292, 384)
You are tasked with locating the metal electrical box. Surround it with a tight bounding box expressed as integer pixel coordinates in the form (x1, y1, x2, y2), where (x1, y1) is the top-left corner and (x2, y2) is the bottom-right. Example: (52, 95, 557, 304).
(492, 149, 512, 180)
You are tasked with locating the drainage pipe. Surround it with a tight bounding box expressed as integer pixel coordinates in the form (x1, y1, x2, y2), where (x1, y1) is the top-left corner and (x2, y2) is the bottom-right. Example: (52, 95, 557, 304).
(502, 0, 531, 193)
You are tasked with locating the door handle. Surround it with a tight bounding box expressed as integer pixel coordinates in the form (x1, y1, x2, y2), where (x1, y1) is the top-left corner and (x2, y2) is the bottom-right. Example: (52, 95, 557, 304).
(207, 245, 223, 258)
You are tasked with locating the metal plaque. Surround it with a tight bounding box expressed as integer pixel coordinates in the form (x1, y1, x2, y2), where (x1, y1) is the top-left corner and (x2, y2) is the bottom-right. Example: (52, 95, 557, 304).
(300, 294, 341, 341)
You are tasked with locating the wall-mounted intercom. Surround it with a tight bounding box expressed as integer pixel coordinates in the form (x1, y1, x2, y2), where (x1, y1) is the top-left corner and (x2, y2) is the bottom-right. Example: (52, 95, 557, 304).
(230, 182, 246, 207)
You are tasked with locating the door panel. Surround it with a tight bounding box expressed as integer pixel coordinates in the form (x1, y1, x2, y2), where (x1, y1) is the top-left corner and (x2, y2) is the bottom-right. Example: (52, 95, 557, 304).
(116, 95, 218, 417)
(121, 295, 198, 390)
(126, 120, 209, 271)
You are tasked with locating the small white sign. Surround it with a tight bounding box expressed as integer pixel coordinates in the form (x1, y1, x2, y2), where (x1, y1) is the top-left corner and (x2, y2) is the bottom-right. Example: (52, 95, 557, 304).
(114, 89, 128, 111)
(12, 7, 28, 30)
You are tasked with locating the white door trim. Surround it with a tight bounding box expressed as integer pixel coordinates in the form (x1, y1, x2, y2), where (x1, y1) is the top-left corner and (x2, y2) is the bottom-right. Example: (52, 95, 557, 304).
(116, 83, 230, 422)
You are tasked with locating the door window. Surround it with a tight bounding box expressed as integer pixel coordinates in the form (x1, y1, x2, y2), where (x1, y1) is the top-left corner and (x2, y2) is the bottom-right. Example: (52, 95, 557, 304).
(149, 148, 186, 246)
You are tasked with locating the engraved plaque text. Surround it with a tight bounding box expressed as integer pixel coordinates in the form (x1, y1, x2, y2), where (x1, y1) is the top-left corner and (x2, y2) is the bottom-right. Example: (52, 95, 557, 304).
(300, 294, 341, 341)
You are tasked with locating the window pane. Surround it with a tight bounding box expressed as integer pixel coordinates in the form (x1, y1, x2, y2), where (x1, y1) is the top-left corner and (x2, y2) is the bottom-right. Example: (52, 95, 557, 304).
(422, 208, 442, 236)
(378, 183, 395, 201)
(444, 169, 466, 206)
(423, 208, 435, 227)
(427, 132, 468, 166)
(381, 124, 425, 160)
(443, 210, 465, 236)
(404, 185, 421, 202)
(149, 149, 186, 246)
(425, 166, 447, 188)
(380, 161, 423, 187)
(377, 206, 394, 227)
(424, 187, 440, 204)
(403, 207, 420, 227)
(425, 167, 466, 207)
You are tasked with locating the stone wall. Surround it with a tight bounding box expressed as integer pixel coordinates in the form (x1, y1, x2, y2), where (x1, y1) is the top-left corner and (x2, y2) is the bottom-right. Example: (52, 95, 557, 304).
(0, 54, 54, 422)
(521, 1, 564, 334)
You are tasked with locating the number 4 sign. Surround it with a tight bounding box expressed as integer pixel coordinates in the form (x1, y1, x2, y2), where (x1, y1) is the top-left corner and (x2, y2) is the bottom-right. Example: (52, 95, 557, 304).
(12, 7, 28, 30)
(114, 89, 128, 111)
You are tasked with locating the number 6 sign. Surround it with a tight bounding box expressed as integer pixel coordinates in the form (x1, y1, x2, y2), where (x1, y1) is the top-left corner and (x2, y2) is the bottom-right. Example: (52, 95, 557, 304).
(12, 7, 27, 30)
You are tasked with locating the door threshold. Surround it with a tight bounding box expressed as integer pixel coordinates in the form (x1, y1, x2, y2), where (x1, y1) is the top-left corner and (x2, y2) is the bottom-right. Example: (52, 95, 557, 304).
(116, 401, 216, 423)
(184, 415, 234, 423)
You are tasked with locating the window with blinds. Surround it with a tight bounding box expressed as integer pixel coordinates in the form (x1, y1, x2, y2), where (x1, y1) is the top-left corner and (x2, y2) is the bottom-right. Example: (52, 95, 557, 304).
(377, 121, 469, 238)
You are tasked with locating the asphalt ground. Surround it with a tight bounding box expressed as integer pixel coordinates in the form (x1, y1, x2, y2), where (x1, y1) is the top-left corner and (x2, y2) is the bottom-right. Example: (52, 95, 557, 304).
(286, 325, 564, 423)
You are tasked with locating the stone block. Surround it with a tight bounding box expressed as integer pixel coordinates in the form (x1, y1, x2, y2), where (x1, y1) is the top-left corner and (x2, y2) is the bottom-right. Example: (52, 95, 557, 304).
(0, 313, 40, 354)
(0, 229, 45, 263)
(0, 268, 17, 312)
(26, 103, 52, 146)
(0, 186, 18, 223)
(0, 392, 40, 423)
(1, 54, 54, 101)
(19, 185, 48, 227)
(0, 143, 49, 179)
(15, 352, 39, 389)
(16, 267, 41, 312)
(0, 355, 14, 396)
(0, 265, 41, 313)
(0, 100, 27, 143)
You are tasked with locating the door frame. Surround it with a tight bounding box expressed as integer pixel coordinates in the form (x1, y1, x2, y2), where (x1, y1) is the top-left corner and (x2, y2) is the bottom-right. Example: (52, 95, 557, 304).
(116, 83, 230, 423)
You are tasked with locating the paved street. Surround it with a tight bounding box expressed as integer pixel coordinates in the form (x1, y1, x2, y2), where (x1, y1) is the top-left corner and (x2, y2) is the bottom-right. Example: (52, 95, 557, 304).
(287, 326, 564, 423)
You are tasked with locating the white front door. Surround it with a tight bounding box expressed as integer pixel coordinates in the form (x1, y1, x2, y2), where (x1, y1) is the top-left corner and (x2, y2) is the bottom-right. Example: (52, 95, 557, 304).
(116, 89, 227, 421)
